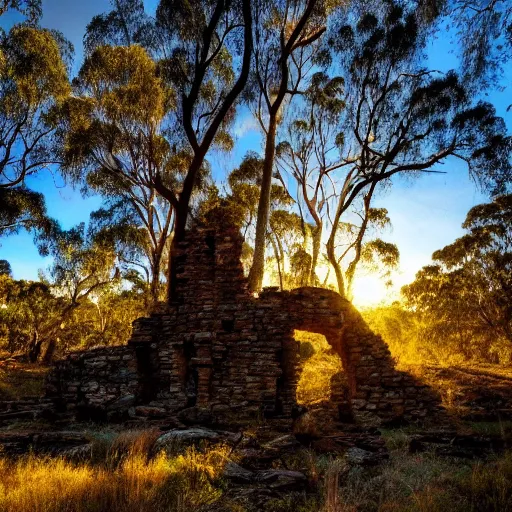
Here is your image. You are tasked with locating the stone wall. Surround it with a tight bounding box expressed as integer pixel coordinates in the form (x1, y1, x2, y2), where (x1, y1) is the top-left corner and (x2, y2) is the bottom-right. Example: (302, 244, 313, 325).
(45, 226, 444, 425)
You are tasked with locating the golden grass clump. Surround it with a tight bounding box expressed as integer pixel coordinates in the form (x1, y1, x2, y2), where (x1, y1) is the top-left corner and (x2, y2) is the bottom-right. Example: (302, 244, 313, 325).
(0, 433, 232, 512)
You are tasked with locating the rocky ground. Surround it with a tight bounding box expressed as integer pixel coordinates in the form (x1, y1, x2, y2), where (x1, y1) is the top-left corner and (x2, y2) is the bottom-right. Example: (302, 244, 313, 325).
(1, 362, 512, 510)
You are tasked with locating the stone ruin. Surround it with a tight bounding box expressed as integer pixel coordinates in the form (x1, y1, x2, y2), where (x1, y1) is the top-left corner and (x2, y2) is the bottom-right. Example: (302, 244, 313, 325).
(45, 225, 443, 426)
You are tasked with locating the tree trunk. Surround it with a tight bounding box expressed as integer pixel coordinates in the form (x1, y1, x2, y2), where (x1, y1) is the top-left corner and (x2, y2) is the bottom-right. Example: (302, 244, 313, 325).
(310, 222, 322, 286)
(326, 236, 346, 298)
(270, 233, 283, 290)
(248, 116, 278, 292)
(150, 253, 162, 304)
(42, 338, 57, 365)
(28, 330, 42, 363)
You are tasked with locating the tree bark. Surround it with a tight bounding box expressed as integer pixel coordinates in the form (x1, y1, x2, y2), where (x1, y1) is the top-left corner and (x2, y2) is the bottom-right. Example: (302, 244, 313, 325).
(310, 222, 322, 286)
(248, 116, 277, 292)
(42, 338, 57, 365)
(28, 330, 42, 363)
(270, 232, 283, 290)
(326, 235, 346, 298)
(150, 252, 162, 304)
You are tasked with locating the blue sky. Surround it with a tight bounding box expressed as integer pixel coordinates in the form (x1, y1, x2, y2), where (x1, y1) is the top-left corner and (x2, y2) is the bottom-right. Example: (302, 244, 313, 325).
(0, 1, 510, 305)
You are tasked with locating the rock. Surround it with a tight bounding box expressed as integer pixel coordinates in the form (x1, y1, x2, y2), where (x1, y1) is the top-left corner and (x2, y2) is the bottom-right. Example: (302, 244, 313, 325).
(177, 406, 214, 425)
(344, 447, 384, 466)
(0, 410, 36, 422)
(408, 432, 507, 459)
(134, 406, 167, 418)
(255, 469, 307, 491)
(262, 434, 301, 453)
(155, 427, 221, 451)
(107, 395, 136, 411)
(223, 462, 254, 484)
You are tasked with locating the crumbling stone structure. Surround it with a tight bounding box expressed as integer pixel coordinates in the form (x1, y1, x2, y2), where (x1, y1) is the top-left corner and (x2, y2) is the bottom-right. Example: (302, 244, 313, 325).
(46, 226, 443, 425)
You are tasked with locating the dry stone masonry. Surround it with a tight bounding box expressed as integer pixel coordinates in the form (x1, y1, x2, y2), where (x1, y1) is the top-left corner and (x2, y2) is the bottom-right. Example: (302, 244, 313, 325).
(45, 225, 444, 426)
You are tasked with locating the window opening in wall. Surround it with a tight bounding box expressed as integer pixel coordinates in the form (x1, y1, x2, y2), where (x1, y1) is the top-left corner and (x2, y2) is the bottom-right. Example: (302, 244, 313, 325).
(221, 319, 234, 332)
(135, 344, 157, 403)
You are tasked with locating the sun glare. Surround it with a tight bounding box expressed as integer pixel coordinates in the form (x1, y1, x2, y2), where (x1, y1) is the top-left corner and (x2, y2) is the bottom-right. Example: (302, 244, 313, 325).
(351, 276, 393, 308)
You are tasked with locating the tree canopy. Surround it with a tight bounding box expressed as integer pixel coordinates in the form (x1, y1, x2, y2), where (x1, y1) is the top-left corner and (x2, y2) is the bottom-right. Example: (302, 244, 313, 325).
(403, 194, 512, 362)
(0, 0, 511, 364)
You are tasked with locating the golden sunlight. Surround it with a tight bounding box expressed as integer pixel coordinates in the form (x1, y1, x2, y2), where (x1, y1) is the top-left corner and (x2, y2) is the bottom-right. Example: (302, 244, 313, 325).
(351, 276, 393, 308)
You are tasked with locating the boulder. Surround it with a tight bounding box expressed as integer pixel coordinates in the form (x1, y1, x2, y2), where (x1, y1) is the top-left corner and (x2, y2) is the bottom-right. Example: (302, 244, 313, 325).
(134, 406, 167, 418)
(106, 395, 136, 411)
(223, 462, 255, 484)
(177, 406, 214, 425)
(344, 447, 385, 466)
(255, 469, 307, 491)
(155, 427, 221, 451)
(261, 434, 301, 453)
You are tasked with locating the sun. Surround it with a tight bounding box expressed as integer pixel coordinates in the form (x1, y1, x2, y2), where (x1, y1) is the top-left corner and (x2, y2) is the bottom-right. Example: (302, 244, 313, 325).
(351, 275, 393, 308)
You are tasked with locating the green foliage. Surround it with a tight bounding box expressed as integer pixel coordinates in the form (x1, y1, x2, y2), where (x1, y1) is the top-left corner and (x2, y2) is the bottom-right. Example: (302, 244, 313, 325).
(84, 0, 154, 54)
(0, 274, 65, 359)
(449, 0, 512, 88)
(0, 188, 59, 255)
(0, 260, 11, 276)
(290, 247, 312, 287)
(57, 44, 179, 303)
(0, 24, 70, 244)
(0, 267, 145, 361)
(403, 194, 512, 364)
(0, 0, 41, 23)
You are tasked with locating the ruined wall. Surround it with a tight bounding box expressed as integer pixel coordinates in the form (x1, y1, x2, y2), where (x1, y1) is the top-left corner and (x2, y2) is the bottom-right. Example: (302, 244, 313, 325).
(46, 226, 443, 425)
(46, 345, 139, 420)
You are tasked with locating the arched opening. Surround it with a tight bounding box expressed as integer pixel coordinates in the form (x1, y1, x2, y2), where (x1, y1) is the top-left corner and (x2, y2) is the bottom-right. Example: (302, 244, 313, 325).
(294, 330, 353, 422)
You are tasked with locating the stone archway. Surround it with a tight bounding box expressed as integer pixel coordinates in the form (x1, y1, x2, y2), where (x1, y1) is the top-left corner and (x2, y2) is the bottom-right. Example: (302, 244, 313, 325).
(294, 330, 351, 421)
(276, 287, 441, 423)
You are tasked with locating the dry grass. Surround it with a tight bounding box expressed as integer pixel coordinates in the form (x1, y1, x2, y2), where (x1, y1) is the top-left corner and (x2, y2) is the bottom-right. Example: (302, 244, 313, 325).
(0, 430, 232, 512)
(0, 427, 511, 511)
(295, 330, 345, 406)
(318, 436, 512, 512)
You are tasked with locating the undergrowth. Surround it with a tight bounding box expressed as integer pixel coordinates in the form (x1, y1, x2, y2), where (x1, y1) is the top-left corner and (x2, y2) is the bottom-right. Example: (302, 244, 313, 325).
(0, 428, 511, 511)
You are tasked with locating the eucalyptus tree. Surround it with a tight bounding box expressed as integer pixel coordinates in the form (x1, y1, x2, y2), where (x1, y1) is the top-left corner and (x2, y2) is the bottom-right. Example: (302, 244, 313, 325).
(447, 0, 512, 88)
(403, 194, 512, 362)
(0, 0, 41, 22)
(276, 72, 345, 286)
(0, 278, 64, 362)
(0, 188, 57, 252)
(57, 44, 178, 304)
(79, 0, 254, 299)
(0, 25, 70, 242)
(276, 71, 399, 297)
(84, 0, 154, 53)
(247, 0, 337, 292)
(149, 0, 253, 299)
(0, 259, 11, 276)
(197, 151, 300, 288)
(39, 223, 121, 362)
(320, 3, 511, 297)
(225, 152, 299, 289)
(0, 25, 70, 188)
(269, 208, 304, 289)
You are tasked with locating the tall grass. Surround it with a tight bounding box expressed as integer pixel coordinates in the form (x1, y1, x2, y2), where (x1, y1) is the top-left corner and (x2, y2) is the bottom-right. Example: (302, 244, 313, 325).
(0, 430, 232, 512)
